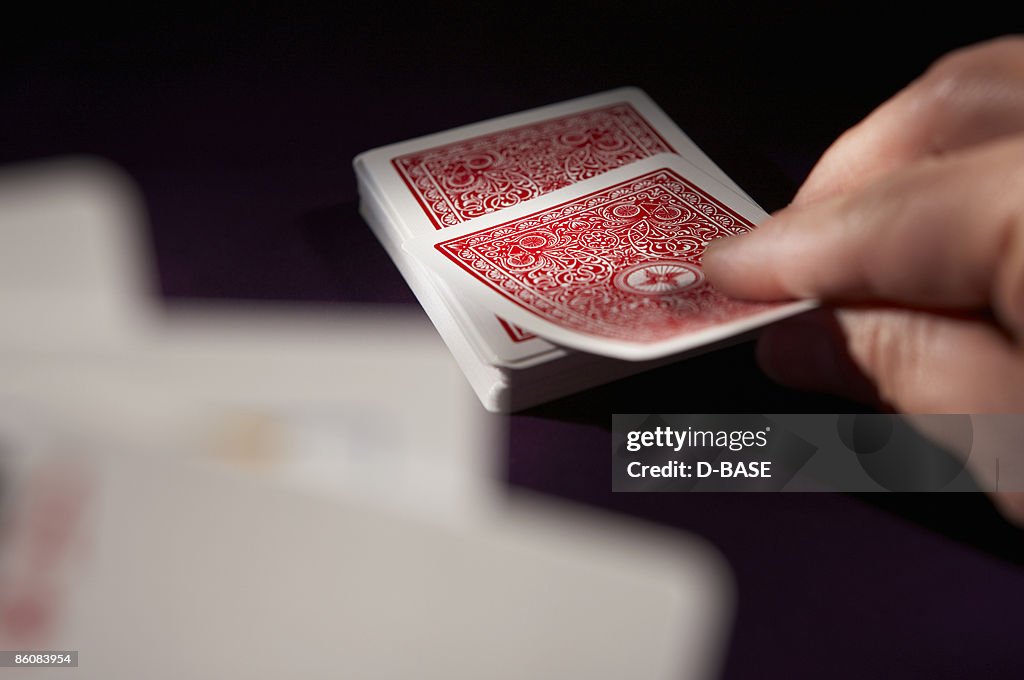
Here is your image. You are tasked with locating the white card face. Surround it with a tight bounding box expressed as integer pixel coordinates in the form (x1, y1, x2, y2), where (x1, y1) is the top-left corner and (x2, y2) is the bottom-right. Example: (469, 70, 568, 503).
(0, 305, 496, 521)
(0, 430, 731, 680)
(355, 87, 754, 366)
(406, 154, 815, 362)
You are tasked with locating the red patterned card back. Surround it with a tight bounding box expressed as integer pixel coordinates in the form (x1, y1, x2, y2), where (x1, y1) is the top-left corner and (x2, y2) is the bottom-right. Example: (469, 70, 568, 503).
(392, 103, 674, 231)
(433, 168, 773, 345)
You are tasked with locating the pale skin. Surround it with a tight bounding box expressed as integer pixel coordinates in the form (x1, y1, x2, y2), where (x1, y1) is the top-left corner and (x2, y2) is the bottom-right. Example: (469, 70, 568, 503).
(701, 36, 1024, 522)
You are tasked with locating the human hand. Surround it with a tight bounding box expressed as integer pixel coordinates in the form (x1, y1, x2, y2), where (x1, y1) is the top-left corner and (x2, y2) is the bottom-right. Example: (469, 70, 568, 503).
(702, 36, 1024, 518)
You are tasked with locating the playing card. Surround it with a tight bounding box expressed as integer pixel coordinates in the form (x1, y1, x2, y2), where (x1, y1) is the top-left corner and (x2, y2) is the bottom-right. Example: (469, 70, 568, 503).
(0, 304, 497, 521)
(0, 434, 731, 680)
(355, 87, 752, 366)
(406, 154, 814, 361)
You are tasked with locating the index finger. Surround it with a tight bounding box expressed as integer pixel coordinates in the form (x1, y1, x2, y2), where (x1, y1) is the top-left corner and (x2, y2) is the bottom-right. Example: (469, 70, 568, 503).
(794, 36, 1024, 206)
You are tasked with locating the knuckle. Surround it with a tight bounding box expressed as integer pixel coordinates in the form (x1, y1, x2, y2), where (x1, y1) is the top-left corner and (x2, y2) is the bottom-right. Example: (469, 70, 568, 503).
(913, 55, 978, 113)
(926, 35, 1024, 84)
(905, 37, 1024, 141)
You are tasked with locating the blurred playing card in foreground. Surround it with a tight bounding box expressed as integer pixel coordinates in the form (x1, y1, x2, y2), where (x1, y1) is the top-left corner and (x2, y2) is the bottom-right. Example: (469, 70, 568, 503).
(0, 304, 496, 520)
(0, 156, 733, 679)
(0, 438, 731, 680)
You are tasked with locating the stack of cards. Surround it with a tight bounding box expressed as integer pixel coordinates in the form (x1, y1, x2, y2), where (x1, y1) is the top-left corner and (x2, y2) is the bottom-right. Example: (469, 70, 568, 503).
(355, 88, 811, 412)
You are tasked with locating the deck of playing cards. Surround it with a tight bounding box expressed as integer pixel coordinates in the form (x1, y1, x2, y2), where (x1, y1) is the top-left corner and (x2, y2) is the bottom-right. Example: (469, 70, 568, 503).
(354, 88, 811, 412)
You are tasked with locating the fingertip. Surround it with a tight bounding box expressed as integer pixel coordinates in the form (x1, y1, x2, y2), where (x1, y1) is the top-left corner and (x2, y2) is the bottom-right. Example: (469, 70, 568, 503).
(699, 235, 738, 279)
(701, 232, 765, 296)
(703, 208, 804, 300)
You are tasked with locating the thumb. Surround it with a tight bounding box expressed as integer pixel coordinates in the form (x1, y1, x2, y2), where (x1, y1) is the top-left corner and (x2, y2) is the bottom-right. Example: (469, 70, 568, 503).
(702, 136, 1024, 340)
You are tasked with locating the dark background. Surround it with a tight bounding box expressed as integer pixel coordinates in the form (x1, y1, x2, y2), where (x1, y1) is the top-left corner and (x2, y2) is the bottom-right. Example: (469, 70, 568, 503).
(3, 3, 1023, 677)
